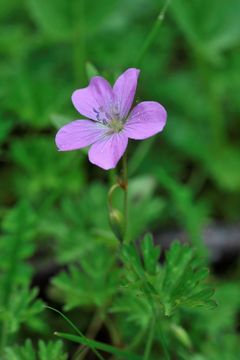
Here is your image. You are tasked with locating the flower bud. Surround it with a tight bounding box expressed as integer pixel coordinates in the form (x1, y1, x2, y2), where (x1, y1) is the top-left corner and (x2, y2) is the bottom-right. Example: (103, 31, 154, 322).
(109, 208, 125, 242)
(171, 324, 192, 350)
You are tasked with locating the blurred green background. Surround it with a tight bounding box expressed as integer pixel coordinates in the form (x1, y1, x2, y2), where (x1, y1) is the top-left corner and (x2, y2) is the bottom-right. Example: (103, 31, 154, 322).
(1, 0, 240, 358)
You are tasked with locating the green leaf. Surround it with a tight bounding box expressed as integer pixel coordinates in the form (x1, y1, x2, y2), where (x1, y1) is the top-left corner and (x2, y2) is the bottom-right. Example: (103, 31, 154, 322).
(86, 62, 99, 79)
(141, 233, 160, 275)
(55, 331, 142, 360)
(10, 136, 85, 199)
(52, 244, 119, 309)
(50, 113, 74, 129)
(0, 287, 44, 335)
(0, 202, 37, 300)
(0, 203, 44, 340)
(160, 242, 216, 316)
(113, 240, 216, 326)
(4, 339, 67, 360)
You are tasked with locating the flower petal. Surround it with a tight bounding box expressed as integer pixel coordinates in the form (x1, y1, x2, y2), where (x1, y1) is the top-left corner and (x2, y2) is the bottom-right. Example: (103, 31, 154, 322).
(124, 101, 167, 140)
(113, 68, 140, 119)
(55, 120, 107, 151)
(88, 132, 128, 170)
(72, 77, 114, 121)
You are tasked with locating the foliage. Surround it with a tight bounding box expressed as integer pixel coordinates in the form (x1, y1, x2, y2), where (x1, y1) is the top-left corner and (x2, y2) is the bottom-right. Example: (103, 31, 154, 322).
(52, 244, 120, 309)
(0, 0, 240, 358)
(10, 137, 85, 200)
(51, 236, 217, 358)
(0, 203, 44, 351)
(36, 177, 163, 264)
(4, 340, 67, 360)
(112, 235, 215, 324)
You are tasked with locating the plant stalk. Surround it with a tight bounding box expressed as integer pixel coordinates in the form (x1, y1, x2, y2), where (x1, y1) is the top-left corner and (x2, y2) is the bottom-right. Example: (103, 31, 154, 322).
(135, 0, 171, 66)
(121, 152, 128, 243)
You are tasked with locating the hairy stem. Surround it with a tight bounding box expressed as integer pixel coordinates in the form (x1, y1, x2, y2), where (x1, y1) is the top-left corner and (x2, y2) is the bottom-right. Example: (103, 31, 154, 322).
(121, 152, 128, 243)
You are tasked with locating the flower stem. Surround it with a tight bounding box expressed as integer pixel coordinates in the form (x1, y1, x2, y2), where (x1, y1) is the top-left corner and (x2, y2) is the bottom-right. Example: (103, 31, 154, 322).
(121, 152, 128, 243)
(108, 183, 121, 209)
(135, 0, 171, 67)
(107, 154, 128, 243)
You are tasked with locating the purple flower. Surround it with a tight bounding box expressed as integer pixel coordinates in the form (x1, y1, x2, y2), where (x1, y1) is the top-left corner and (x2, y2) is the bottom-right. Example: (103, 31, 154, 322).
(55, 68, 167, 170)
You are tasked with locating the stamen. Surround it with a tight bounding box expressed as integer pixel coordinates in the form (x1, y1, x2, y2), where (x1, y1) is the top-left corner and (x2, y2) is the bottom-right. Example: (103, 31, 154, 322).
(93, 107, 108, 124)
(93, 105, 123, 132)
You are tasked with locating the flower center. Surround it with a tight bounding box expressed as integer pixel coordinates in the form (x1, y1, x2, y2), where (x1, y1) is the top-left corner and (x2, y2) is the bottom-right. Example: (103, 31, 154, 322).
(109, 119, 123, 133)
(93, 106, 123, 133)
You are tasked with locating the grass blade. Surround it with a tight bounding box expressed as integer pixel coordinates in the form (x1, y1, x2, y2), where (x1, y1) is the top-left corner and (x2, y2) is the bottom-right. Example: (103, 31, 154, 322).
(55, 331, 142, 360)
